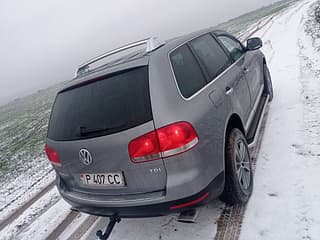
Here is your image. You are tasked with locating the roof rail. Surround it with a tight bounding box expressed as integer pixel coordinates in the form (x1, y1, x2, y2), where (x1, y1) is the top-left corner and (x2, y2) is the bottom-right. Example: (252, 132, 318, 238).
(74, 37, 165, 78)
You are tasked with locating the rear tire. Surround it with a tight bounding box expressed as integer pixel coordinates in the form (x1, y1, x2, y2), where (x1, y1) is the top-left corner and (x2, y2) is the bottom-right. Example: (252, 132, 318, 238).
(220, 128, 253, 205)
(263, 64, 273, 102)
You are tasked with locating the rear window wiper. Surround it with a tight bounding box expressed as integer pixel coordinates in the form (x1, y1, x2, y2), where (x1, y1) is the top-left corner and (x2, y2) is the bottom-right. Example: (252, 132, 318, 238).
(79, 123, 127, 137)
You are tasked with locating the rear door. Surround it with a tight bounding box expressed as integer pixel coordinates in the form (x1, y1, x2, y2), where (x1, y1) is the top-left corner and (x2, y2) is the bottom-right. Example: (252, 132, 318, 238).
(47, 66, 167, 195)
(167, 37, 233, 181)
(216, 34, 263, 107)
(189, 33, 251, 123)
(243, 48, 264, 104)
(215, 34, 252, 122)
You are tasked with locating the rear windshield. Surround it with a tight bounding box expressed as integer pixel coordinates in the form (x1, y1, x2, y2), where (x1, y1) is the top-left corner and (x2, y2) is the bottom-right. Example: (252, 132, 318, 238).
(47, 66, 152, 141)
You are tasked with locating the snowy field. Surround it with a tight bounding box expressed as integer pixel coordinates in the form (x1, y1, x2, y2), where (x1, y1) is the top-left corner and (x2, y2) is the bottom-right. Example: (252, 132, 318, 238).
(241, 0, 320, 239)
(1, 0, 320, 239)
(0, 0, 297, 222)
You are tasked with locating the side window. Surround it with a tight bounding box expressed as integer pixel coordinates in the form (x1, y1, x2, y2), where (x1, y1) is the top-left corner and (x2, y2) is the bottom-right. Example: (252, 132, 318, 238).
(170, 44, 207, 98)
(189, 34, 231, 80)
(217, 35, 245, 62)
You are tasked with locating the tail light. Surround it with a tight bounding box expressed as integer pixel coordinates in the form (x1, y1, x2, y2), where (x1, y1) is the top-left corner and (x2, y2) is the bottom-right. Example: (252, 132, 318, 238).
(128, 121, 199, 163)
(45, 144, 62, 167)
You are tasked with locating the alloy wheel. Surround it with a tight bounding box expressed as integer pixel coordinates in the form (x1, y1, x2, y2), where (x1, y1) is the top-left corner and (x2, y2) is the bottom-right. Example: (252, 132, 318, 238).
(235, 139, 251, 190)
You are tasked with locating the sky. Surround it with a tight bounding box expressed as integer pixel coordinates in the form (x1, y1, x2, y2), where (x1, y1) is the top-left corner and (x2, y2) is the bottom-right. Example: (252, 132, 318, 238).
(0, 0, 280, 105)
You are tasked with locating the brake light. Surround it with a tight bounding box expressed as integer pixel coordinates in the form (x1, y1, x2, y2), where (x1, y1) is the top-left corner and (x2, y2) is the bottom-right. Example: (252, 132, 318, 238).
(45, 144, 62, 167)
(128, 122, 199, 162)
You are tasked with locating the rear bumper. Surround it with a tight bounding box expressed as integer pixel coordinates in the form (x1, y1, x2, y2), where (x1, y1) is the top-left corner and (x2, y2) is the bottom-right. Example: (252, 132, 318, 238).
(58, 172, 224, 218)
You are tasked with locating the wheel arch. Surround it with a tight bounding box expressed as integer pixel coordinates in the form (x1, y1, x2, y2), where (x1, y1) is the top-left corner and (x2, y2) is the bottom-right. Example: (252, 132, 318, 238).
(225, 113, 246, 137)
(219, 113, 248, 200)
(221, 113, 246, 172)
(263, 57, 267, 65)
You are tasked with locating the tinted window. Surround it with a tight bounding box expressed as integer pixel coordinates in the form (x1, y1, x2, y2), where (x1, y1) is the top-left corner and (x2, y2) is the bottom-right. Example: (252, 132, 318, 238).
(170, 44, 207, 98)
(190, 34, 231, 80)
(217, 35, 245, 61)
(48, 67, 152, 141)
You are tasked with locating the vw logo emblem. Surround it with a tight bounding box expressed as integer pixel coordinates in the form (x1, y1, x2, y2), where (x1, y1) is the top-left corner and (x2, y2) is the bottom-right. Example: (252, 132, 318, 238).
(79, 149, 93, 166)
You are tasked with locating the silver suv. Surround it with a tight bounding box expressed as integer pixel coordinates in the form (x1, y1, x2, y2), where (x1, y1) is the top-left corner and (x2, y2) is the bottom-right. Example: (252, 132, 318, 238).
(45, 28, 273, 218)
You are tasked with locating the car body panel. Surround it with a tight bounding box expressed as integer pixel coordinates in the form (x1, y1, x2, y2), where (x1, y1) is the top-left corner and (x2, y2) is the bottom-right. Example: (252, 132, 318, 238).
(46, 27, 266, 217)
(241, 50, 265, 107)
(148, 48, 232, 199)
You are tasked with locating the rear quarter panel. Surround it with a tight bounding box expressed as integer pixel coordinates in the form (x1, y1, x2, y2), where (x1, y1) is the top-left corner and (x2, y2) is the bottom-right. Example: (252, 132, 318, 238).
(147, 49, 232, 200)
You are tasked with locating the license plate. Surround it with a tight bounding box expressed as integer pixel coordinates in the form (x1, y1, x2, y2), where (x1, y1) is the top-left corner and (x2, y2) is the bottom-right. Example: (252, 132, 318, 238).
(80, 173, 125, 186)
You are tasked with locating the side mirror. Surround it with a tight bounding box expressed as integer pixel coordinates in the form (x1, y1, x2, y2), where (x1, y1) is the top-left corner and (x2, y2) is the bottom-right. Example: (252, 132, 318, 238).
(246, 37, 263, 51)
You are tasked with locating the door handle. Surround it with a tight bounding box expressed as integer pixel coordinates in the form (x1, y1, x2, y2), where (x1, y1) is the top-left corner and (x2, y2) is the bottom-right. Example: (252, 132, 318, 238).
(225, 86, 234, 95)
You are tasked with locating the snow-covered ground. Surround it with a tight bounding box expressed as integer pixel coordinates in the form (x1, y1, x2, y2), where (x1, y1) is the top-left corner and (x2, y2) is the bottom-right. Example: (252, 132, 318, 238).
(0, 188, 64, 239)
(82, 202, 223, 240)
(0, 0, 296, 227)
(1, 0, 320, 239)
(241, 0, 320, 239)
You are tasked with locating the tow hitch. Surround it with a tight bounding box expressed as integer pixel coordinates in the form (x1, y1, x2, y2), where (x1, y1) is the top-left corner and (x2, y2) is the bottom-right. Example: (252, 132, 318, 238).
(96, 214, 121, 240)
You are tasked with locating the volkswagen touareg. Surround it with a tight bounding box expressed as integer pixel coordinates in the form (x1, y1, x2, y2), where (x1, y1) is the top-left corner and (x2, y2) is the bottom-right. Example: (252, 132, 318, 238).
(45, 28, 273, 217)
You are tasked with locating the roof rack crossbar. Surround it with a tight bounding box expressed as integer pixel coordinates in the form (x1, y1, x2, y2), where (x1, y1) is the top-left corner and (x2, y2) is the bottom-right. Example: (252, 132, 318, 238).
(75, 37, 164, 78)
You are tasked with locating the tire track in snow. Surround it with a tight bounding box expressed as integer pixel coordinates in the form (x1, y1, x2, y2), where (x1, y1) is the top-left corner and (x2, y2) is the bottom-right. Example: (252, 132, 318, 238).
(65, 215, 99, 240)
(214, 105, 270, 240)
(0, 187, 61, 238)
(46, 210, 80, 240)
(0, 180, 56, 231)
